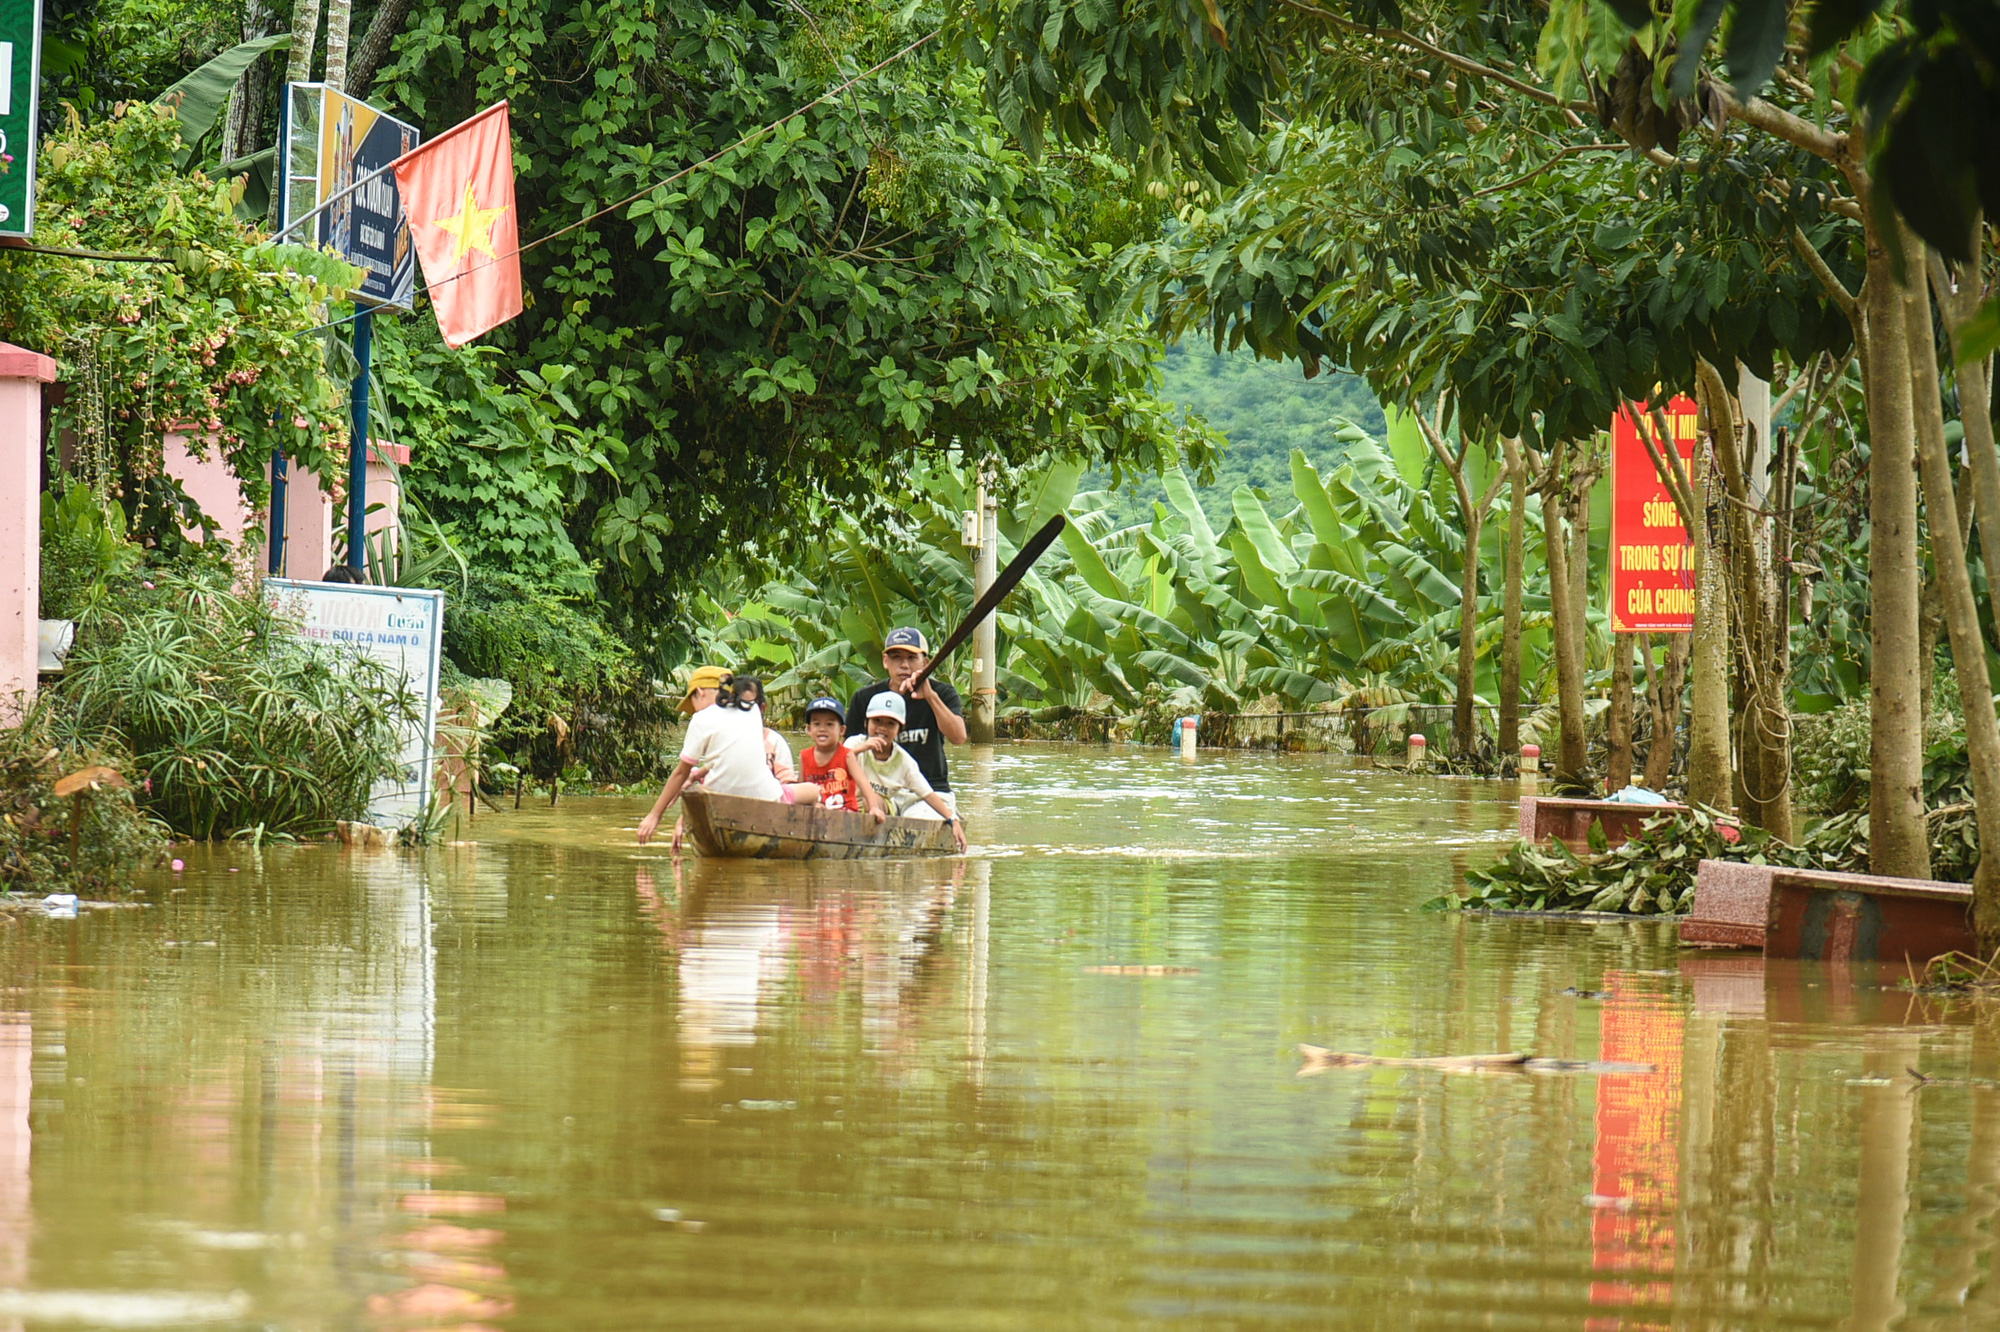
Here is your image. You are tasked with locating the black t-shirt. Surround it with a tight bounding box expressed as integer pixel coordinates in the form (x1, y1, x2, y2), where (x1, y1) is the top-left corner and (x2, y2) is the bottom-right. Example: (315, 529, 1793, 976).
(846, 679, 962, 792)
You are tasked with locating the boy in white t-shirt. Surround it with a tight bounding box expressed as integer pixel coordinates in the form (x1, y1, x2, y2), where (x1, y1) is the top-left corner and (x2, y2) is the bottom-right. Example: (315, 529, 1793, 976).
(636, 673, 818, 844)
(845, 692, 966, 852)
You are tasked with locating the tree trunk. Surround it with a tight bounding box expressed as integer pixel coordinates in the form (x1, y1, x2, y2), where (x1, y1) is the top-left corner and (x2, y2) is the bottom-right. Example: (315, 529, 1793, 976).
(1860, 208, 1934, 880)
(1902, 221, 2000, 949)
(266, 0, 324, 229)
(1453, 501, 1482, 758)
(1499, 437, 1527, 760)
(1607, 633, 1635, 792)
(220, 0, 278, 164)
(1643, 632, 1689, 791)
(1698, 356, 1794, 840)
(1567, 464, 1593, 664)
(1686, 414, 1734, 811)
(1930, 240, 2000, 658)
(322, 0, 354, 90)
(1409, 398, 1499, 760)
(1542, 447, 1590, 785)
(347, 0, 414, 96)
(1919, 576, 1943, 723)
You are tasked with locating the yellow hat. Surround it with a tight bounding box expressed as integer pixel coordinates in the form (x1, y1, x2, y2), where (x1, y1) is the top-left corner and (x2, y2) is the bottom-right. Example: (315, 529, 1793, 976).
(679, 664, 729, 714)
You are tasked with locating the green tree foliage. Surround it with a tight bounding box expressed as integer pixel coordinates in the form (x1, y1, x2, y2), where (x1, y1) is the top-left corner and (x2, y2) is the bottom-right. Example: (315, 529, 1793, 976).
(1089, 342, 1385, 525)
(378, 0, 1195, 652)
(691, 431, 1558, 727)
(442, 569, 675, 784)
(0, 103, 359, 531)
(372, 317, 602, 589)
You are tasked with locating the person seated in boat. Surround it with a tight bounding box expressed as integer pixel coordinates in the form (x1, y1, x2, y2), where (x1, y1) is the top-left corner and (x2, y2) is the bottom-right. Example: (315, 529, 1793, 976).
(799, 695, 887, 823)
(722, 675, 798, 781)
(844, 692, 966, 852)
(636, 673, 820, 844)
(845, 627, 963, 816)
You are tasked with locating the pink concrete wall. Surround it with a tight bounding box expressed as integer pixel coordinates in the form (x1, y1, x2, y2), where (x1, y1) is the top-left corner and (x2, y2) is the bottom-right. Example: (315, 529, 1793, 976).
(269, 460, 339, 580)
(163, 431, 260, 559)
(0, 344, 57, 722)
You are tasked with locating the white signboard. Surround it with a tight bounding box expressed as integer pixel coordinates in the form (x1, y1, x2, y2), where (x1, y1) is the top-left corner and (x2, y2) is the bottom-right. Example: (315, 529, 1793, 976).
(265, 578, 444, 829)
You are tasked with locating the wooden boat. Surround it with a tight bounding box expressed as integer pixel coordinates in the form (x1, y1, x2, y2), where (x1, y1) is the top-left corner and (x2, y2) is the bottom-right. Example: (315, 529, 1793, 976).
(680, 789, 957, 860)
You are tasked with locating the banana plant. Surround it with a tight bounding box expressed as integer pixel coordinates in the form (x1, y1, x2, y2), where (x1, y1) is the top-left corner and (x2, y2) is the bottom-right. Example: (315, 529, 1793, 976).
(683, 417, 1561, 726)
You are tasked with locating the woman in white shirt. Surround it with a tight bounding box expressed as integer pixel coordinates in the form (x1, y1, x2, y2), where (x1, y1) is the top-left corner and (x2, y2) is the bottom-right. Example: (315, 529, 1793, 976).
(636, 674, 819, 844)
(727, 676, 798, 781)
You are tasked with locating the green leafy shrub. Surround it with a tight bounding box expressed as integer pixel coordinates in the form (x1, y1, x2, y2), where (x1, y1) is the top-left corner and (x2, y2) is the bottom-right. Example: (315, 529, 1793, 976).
(0, 700, 168, 894)
(443, 570, 674, 786)
(38, 484, 145, 621)
(0, 103, 359, 532)
(1791, 701, 1873, 812)
(54, 568, 418, 839)
(1442, 804, 1888, 916)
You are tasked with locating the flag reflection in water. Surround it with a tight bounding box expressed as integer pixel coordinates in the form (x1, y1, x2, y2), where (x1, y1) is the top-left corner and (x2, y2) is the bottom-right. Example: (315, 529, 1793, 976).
(1587, 973, 1683, 1329)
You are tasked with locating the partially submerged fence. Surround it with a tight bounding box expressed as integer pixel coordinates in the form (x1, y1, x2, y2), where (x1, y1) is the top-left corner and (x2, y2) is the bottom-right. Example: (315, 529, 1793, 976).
(998, 701, 1498, 753)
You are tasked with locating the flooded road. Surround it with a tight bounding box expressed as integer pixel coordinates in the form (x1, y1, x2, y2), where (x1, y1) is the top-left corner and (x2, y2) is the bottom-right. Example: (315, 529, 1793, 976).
(8, 744, 2000, 1328)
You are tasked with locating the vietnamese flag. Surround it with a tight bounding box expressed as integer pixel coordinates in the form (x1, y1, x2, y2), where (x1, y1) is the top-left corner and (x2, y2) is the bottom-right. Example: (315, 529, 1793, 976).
(394, 102, 523, 348)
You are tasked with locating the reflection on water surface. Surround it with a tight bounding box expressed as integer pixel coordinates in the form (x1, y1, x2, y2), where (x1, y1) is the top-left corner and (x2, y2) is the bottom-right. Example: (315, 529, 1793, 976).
(7, 744, 2000, 1328)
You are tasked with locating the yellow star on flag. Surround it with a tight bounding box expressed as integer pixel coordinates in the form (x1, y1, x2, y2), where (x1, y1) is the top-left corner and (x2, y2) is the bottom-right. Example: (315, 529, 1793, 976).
(430, 182, 507, 264)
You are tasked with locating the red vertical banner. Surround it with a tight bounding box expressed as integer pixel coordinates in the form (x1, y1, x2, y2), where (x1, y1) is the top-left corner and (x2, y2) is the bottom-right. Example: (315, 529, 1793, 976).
(1609, 398, 1699, 633)
(1587, 973, 1683, 1329)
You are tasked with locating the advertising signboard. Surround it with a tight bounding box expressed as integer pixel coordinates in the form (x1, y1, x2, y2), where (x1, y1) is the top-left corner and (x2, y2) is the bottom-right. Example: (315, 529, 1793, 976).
(0, 0, 41, 237)
(265, 579, 444, 828)
(279, 83, 420, 308)
(1608, 397, 1700, 634)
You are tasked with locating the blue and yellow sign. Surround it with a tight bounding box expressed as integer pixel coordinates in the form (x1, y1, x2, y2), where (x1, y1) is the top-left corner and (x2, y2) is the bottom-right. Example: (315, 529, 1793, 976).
(280, 83, 421, 309)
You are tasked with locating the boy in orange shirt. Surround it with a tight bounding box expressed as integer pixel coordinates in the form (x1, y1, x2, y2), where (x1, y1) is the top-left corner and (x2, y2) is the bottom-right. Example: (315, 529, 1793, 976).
(798, 696, 887, 822)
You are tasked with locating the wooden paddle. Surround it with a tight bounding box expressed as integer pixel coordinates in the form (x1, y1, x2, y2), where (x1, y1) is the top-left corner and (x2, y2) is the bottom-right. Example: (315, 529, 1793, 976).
(909, 513, 1067, 691)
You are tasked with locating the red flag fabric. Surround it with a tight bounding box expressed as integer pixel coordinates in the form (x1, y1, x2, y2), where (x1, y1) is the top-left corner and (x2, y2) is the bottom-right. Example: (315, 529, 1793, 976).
(393, 103, 523, 348)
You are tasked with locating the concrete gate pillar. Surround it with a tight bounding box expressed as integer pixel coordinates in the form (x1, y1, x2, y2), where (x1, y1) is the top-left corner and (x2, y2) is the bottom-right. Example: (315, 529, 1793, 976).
(0, 343, 58, 724)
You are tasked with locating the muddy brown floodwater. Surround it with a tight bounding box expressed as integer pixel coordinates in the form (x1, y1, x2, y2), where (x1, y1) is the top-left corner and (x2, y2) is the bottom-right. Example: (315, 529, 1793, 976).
(5, 744, 1999, 1329)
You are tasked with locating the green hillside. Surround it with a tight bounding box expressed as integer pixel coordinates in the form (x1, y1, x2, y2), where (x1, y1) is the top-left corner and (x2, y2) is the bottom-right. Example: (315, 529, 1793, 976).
(1087, 342, 1386, 525)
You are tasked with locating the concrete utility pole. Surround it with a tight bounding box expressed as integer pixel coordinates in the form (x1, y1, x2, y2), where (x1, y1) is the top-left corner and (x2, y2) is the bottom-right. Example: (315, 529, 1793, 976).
(967, 468, 999, 743)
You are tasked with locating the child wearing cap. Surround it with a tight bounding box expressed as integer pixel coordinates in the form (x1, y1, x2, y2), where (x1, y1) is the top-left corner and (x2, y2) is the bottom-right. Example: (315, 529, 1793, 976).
(845, 691, 966, 852)
(798, 696, 886, 821)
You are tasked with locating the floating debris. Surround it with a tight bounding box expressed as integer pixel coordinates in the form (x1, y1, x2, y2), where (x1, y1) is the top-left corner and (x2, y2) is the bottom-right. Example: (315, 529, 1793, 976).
(1083, 965, 1199, 976)
(1905, 1067, 2000, 1088)
(1298, 1045, 1654, 1077)
(1560, 988, 1612, 1000)
(0, 1288, 251, 1326)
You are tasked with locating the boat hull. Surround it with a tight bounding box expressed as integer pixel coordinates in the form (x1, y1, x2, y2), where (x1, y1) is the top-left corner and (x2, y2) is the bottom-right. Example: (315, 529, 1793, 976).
(680, 790, 957, 860)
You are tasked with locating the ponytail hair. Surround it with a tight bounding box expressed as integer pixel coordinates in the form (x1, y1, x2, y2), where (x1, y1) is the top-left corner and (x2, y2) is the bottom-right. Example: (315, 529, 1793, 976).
(718, 673, 764, 712)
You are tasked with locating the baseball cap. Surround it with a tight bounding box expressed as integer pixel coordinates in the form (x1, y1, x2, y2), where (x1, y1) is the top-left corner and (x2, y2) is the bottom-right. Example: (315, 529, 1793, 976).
(883, 626, 929, 654)
(804, 695, 844, 721)
(865, 691, 908, 724)
(679, 664, 728, 715)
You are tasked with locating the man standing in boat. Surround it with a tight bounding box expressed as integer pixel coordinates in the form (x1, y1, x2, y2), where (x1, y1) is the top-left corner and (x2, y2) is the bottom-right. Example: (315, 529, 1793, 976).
(845, 627, 966, 815)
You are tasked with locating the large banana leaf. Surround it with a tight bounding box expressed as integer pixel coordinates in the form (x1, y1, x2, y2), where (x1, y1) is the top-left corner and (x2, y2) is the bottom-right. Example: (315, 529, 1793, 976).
(1161, 467, 1225, 578)
(1245, 666, 1335, 706)
(999, 455, 1085, 545)
(1230, 485, 1300, 576)
(1292, 565, 1410, 626)
(156, 34, 292, 165)
(1226, 529, 1288, 607)
(1060, 523, 1134, 601)
(1289, 450, 1349, 549)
